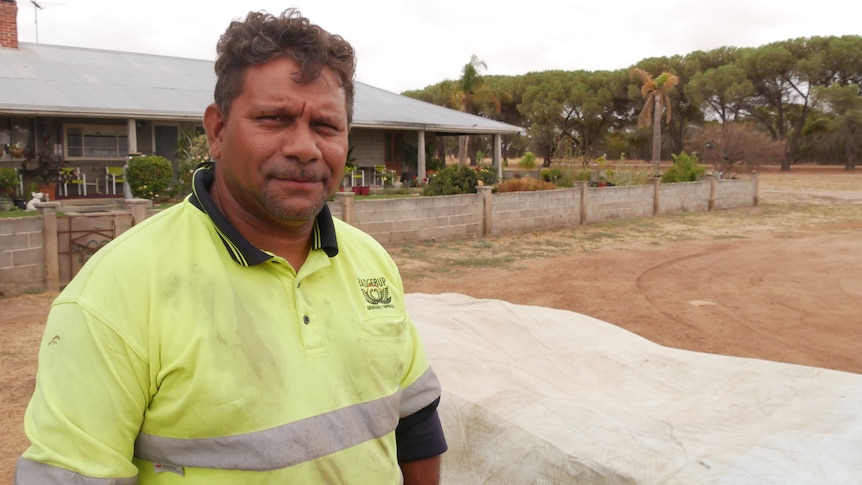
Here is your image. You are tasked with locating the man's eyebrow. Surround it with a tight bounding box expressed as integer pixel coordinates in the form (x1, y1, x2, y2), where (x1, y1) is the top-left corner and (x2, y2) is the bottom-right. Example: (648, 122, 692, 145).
(250, 99, 303, 113)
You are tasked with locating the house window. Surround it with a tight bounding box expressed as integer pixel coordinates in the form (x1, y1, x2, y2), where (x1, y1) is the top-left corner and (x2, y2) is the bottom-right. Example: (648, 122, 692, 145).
(64, 125, 129, 160)
(153, 124, 179, 161)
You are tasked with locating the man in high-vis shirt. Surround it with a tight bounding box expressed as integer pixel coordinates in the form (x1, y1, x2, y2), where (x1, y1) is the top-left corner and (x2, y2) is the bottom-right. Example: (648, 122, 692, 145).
(16, 9, 447, 484)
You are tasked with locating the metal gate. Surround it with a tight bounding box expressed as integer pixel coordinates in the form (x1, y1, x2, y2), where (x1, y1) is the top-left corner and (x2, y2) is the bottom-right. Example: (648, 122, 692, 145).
(57, 211, 134, 284)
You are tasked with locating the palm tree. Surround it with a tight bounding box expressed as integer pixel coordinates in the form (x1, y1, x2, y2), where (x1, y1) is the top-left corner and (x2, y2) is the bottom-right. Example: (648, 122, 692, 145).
(453, 55, 500, 165)
(632, 68, 680, 174)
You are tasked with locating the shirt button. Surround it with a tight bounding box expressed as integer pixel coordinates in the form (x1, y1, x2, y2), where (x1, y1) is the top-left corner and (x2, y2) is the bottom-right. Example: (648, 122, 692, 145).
(303, 315, 310, 325)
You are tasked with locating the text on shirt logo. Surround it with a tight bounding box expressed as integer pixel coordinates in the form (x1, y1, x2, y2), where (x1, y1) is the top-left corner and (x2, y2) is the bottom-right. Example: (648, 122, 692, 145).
(358, 276, 394, 309)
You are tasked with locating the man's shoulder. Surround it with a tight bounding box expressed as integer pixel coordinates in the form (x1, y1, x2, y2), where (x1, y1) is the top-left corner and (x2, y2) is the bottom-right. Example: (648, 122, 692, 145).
(96, 202, 207, 259)
(331, 217, 386, 250)
(62, 202, 216, 294)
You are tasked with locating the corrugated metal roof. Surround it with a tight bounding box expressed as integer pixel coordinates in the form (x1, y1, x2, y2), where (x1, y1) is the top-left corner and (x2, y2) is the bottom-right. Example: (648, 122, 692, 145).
(0, 43, 522, 135)
(352, 82, 522, 134)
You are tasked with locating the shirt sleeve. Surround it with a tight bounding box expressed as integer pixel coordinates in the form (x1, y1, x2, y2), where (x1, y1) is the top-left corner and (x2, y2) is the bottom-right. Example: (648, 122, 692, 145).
(394, 311, 448, 461)
(395, 398, 447, 462)
(18, 299, 149, 482)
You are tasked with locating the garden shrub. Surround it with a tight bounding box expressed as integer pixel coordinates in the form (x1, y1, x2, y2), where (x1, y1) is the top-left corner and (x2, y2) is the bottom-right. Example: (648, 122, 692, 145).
(426, 158, 446, 172)
(610, 166, 651, 186)
(172, 158, 197, 198)
(661, 151, 706, 183)
(539, 167, 572, 187)
(495, 178, 558, 192)
(474, 150, 485, 164)
(574, 170, 592, 182)
(421, 165, 498, 196)
(475, 165, 498, 186)
(172, 132, 210, 197)
(0, 167, 19, 198)
(518, 151, 537, 169)
(127, 155, 174, 200)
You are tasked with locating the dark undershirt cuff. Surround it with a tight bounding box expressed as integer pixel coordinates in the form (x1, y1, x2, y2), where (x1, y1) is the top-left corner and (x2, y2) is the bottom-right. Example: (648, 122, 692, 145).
(395, 397, 448, 462)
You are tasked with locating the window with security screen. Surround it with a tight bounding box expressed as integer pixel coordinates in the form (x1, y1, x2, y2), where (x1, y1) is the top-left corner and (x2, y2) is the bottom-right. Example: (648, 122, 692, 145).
(154, 125, 179, 161)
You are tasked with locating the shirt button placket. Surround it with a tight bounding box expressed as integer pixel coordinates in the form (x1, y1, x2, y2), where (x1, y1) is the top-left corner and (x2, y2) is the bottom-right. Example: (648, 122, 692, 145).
(295, 277, 324, 353)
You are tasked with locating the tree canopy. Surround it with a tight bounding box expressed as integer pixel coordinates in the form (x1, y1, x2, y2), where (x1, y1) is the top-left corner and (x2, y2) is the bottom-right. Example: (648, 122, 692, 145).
(403, 35, 862, 170)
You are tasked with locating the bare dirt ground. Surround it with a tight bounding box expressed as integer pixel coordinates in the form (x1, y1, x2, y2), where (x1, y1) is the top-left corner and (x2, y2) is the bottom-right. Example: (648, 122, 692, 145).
(2, 165, 861, 481)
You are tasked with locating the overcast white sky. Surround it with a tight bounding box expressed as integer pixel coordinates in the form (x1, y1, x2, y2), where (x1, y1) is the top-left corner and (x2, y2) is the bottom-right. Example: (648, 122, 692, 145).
(13, 0, 862, 93)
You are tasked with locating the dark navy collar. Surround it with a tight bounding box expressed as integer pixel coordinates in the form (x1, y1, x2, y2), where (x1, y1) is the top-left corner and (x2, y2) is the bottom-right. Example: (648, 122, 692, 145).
(188, 162, 339, 266)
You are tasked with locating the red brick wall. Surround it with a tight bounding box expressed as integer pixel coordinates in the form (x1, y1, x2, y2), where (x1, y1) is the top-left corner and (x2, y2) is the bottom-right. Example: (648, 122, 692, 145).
(0, 0, 19, 49)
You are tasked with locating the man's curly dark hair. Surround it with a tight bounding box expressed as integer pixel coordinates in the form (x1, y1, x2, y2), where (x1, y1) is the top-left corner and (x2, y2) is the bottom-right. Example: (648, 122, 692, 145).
(213, 9, 356, 122)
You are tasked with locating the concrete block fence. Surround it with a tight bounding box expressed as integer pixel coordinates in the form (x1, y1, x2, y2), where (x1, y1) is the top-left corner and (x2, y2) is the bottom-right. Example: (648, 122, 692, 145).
(333, 175, 758, 242)
(0, 199, 149, 298)
(1, 176, 757, 297)
(0, 215, 44, 297)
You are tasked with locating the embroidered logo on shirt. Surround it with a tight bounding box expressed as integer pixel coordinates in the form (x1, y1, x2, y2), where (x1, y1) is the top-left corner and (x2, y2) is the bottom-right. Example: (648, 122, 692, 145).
(358, 276, 393, 308)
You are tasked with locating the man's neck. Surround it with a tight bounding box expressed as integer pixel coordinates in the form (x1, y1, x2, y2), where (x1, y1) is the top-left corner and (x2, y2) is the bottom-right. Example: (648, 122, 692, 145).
(210, 186, 315, 271)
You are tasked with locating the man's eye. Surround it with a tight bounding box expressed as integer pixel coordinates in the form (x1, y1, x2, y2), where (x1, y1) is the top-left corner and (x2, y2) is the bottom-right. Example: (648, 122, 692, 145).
(316, 122, 341, 133)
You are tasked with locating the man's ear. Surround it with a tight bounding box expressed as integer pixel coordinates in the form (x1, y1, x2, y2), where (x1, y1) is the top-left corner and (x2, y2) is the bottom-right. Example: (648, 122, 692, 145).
(203, 103, 226, 161)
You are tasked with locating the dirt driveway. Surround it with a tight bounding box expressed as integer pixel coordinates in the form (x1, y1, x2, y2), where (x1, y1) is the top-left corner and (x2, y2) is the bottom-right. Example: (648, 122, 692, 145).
(1, 165, 860, 481)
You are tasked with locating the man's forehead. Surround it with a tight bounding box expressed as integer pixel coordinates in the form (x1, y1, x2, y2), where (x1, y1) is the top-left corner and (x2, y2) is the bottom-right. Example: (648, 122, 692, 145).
(240, 62, 347, 109)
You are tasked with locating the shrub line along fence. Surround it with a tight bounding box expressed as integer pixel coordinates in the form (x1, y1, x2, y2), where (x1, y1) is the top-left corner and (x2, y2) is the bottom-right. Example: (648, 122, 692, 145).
(0, 176, 758, 297)
(331, 176, 758, 243)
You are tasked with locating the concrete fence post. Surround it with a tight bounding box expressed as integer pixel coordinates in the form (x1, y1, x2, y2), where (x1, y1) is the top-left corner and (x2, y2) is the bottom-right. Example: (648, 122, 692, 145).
(126, 198, 150, 226)
(477, 186, 494, 237)
(37, 201, 61, 293)
(335, 191, 355, 225)
(577, 181, 588, 225)
(752, 172, 760, 206)
(652, 177, 661, 216)
(708, 176, 717, 211)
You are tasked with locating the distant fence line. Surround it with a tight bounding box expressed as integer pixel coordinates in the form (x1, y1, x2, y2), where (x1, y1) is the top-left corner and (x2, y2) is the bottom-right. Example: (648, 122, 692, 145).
(0, 176, 758, 297)
(330, 176, 758, 244)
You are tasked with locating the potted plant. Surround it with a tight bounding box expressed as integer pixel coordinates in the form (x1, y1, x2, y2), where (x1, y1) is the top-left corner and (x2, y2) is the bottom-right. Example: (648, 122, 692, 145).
(0, 167, 17, 211)
(20, 136, 65, 199)
(382, 168, 399, 188)
(7, 142, 25, 158)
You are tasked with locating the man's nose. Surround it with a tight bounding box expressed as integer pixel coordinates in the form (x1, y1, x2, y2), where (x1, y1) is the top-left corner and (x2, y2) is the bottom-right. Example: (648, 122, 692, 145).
(281, 124, 322, 163)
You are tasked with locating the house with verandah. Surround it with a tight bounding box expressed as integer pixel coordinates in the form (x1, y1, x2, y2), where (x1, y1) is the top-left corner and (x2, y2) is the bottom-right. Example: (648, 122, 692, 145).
(0, 0, 522, 199)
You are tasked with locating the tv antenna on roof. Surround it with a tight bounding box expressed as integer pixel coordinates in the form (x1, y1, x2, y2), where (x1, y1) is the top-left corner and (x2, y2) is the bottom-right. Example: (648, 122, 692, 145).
(30, 0, 63, 43)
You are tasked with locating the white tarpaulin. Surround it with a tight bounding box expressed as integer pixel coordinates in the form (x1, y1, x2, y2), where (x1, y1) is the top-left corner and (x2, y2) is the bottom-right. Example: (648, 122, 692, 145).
(406, 293, 862, 484)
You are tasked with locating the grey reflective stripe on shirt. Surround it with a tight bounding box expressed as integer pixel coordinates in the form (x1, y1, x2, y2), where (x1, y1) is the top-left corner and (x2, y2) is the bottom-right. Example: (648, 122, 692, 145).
(399, 368, 442, 418)
(134, 391, 401, 471)
(14, 457, 138, 485)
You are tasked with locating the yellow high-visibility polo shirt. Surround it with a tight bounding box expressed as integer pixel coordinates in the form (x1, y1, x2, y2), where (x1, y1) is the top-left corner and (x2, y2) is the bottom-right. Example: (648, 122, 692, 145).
(16, 165, 445, 484)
